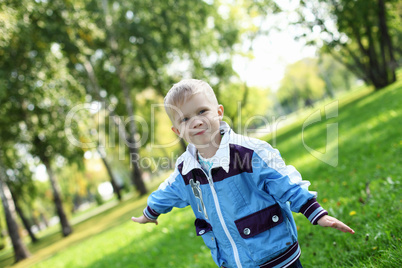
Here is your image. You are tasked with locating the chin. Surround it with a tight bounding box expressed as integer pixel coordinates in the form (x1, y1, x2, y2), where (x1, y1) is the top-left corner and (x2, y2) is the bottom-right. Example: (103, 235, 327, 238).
(188, 138, 207, 146)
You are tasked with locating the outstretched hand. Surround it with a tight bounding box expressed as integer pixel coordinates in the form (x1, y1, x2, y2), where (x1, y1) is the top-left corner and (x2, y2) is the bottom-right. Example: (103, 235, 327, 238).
(317, 215, 355, 234)
(131, 215, 158, 225)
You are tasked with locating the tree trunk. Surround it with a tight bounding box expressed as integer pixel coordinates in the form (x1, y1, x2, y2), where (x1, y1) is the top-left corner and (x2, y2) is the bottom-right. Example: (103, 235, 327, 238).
(0, 171, 30, 262)
(128, 142, 147, 196)
(0, 217, 5, 249)
(40, 212, 49, 228)
(323, 73, 335, 97)
(343, 71, 351, 91)
(10, 189, 38, 243)
(42, 158, 72, 237)
(79, 24, 147, 195)
(364, 19, 386, 89)
(31, 212, 42, 232)
(102, 0, 147, 196)
(82, 57, 133, 197)
(97, 147, 122, 201)
(116, 58, 147, 196)
(378, 0, 397, 84)
(330, 2, 396, 90)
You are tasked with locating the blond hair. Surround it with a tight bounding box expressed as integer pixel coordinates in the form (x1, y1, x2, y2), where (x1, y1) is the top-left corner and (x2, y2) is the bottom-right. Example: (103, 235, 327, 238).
(164, 79, 218, 122)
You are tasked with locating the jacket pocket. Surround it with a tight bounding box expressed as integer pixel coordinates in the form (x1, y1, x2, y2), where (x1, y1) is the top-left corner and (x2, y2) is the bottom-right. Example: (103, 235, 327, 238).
(195, 218, 213, 237)
(234, 203, 283, 239)
(195, 219, 221, 266)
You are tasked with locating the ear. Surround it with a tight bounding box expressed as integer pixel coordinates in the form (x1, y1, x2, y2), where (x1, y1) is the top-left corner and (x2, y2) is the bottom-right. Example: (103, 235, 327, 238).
(217, 104, 224, 120)
(171, 126, 181, 136)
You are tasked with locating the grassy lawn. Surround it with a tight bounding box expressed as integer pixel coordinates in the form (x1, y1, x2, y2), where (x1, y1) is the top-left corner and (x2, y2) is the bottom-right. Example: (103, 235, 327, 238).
(272, 80, 402, 267)
(0, 79, 401, 267)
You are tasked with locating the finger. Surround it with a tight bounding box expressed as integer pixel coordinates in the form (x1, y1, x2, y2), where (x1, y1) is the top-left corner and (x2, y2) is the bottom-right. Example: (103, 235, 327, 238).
(340, 224, 355, 234)
(131, 217, 145, 223)
(332, 221, 355, 234)
(131, 217, 140, 223)
(131, 216, 158, 225)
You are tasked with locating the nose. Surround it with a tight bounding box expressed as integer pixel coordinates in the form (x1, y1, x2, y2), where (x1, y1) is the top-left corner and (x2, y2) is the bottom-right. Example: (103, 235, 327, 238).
(191, 117, 203, 129)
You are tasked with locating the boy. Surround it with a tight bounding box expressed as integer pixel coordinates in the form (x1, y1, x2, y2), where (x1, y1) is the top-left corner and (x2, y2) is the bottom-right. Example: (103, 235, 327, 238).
(132, 79, 354, 268)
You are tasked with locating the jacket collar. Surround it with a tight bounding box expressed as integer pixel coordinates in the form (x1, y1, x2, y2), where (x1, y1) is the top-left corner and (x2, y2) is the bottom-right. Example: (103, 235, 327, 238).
(181, 121, 232, 175)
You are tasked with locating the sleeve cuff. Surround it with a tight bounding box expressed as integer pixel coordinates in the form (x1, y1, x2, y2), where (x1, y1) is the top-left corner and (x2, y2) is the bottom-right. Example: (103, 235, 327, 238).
(143, 206, 160, 221)
(299, 198, 328, 225)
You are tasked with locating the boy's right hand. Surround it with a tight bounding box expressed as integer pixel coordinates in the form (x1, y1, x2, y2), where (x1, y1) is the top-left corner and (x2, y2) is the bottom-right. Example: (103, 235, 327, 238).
(131, 215, 158, 225)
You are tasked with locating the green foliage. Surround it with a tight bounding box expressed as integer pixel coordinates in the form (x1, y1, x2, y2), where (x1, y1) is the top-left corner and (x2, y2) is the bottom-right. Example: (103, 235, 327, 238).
(0, 0, 247, 232)
(296, 0, 400, 89)
(277, 58, 326, 112)
(387, 2, 402, 63)
(0, 0, 87, 164)
(219, 83, 272, 131)
(318, 54, 358, 96)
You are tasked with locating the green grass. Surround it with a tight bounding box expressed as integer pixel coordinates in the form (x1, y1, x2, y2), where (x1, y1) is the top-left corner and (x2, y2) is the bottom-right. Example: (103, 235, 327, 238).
(269, 81, 402, 267)
(0, 79, 401, 267)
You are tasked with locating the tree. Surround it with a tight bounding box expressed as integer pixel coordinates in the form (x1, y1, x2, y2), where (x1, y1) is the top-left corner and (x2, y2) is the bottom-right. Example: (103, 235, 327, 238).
(47, 0, 247, 194)
(0, 0, 88, 237)
(219, 83, 272, 132)
(10, 188, 38, 244)
(0, 154, 31, 263)
(2, 147, 39, 244)
(296, 0, 400, 90)
(277, 58, 326, 112)
(97, 145, 122, 201)
(317, 54, 357, 96)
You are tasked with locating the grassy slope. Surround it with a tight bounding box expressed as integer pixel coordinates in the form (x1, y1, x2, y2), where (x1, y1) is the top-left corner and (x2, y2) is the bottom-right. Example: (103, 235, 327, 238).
(0, 80, 401, 268)
(273, 81, 402, 267)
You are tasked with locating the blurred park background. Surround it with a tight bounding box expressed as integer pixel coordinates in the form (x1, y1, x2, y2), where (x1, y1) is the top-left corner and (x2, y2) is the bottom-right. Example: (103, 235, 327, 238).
(0, 0, 401, 267)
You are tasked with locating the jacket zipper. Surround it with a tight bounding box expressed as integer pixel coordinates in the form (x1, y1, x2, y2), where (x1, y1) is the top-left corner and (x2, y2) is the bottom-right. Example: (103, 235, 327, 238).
(203, 168, 243, 268)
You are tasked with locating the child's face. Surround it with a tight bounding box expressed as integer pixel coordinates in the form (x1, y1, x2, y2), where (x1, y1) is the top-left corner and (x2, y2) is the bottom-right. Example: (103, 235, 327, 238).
(171, 92, 224, 150)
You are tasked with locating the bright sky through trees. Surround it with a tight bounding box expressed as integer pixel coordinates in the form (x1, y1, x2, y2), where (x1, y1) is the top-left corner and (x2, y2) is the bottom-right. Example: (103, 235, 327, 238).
(232, 0, 317, 90)
(233, 32, 316, 90)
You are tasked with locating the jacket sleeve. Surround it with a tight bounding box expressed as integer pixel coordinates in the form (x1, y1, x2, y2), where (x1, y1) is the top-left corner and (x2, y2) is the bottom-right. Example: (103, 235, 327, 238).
(253, 143, 328, 225)
(143, 169, 190, 220)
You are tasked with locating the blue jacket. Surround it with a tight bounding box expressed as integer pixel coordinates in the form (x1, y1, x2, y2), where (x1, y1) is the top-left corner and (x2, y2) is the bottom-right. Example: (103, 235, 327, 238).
(144, 122, 327, 268)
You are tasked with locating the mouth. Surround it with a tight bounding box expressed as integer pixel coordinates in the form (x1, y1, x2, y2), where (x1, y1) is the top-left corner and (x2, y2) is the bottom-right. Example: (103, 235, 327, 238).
(194, 130, 207, 136)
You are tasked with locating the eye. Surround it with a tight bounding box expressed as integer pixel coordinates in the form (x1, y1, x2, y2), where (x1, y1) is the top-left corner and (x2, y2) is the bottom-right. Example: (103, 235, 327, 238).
(181, 117, 189, 122)
(199, 109, 207, 115)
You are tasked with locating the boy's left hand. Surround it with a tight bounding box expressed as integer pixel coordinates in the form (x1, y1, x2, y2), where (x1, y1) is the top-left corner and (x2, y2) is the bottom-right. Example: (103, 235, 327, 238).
(317, 215, 355, 234)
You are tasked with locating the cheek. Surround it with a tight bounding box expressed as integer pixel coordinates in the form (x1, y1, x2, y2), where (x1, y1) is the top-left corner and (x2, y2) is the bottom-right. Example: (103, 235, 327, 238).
(207, 114, 220, 125)
(179, 125, 189, 135)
